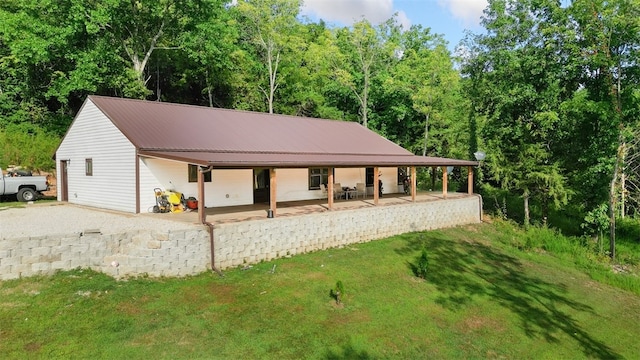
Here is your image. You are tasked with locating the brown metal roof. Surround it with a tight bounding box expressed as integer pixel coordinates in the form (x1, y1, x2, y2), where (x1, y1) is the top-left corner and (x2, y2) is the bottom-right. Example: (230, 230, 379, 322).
(87, 96, 478, 168)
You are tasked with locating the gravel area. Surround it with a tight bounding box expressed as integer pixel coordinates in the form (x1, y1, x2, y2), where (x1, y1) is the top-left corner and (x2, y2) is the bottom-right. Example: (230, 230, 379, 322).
(0, 203, 199, 240)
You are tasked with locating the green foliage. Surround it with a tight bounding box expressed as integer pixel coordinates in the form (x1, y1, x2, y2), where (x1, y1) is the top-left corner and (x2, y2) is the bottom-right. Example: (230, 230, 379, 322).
(2, 224, 640, 358)
(462, 0, 640, 233)
(0, 0, 638, 246)
(582, 203, 610, 253)
(331, 280, 345, 304)
(0, 124, 59, 171)
(616, 217, 640, 242)
(415, 247, 429, 279)
(493, 219, 640, 293)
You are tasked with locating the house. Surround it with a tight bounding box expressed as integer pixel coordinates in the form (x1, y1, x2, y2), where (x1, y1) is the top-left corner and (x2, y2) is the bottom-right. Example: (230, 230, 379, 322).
(20, 95, 486, 277)
(55, 96, 478, 221)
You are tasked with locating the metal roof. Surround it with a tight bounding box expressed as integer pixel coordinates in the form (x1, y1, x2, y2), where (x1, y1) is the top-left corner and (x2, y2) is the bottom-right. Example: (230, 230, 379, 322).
(87, 96, 478, 168)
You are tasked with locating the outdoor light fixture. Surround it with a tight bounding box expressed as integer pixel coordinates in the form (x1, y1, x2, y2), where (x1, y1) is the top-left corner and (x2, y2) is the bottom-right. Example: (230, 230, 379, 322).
(474, 151, 486, 161)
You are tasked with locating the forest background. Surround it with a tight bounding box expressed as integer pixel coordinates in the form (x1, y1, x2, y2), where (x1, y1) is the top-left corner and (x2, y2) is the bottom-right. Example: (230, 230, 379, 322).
(1, 0, 639, 255)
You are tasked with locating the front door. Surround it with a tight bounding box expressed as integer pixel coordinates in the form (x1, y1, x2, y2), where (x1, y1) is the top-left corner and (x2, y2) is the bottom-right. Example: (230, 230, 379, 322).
(253, 168, 270, 204)
(60, 160, 69, 201)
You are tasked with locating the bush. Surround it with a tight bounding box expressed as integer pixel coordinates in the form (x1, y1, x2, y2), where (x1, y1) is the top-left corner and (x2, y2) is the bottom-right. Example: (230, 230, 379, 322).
(416, 248, 429, 279)
(616, 217, 640, 243)
(330, 280, 345, 304)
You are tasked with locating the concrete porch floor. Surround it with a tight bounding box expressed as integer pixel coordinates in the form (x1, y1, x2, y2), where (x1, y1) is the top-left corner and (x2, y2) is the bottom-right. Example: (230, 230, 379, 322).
(148, 191, 475, 224)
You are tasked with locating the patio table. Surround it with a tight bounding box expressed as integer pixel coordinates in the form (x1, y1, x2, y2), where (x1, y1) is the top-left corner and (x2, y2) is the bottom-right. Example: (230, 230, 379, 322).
(343, 187, 357, 200)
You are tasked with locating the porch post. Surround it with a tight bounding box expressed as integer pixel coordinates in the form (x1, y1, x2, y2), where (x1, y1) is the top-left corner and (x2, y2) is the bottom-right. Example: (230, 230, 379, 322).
(373, 166, 379, 205)
(467, 166, 474, 194)
(411, 166, 417, 202)
(269, 168, 277, 217)
(442, 166, 448, 198)
(198, 167, 206, 224)
(327, 167, 334, 210)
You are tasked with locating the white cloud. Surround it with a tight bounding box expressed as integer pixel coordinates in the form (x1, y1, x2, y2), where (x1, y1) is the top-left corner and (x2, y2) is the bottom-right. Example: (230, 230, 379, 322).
(302, 0, 410, 29)
(437, 0, 488, 27)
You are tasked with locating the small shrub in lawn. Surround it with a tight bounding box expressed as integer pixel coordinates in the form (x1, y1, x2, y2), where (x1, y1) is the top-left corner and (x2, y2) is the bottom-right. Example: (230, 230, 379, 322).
(416, 248, 429, 279)
(330, 280, 345, 304)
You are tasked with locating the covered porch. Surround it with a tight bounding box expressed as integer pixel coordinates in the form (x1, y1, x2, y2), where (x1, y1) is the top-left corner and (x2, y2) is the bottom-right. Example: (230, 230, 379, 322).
(190, 164, 477, 224)
(153, 190, 477, 224)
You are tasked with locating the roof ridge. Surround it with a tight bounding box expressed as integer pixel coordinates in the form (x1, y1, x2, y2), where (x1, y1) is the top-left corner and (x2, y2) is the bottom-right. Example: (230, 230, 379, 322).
(139, 148, 414, 156)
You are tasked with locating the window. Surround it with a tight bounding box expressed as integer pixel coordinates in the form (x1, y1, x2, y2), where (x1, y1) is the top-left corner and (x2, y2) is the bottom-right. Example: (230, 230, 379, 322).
(188, 164, 211, 183)
(85, 158, 93, 176)
(308, 168, 331, 190)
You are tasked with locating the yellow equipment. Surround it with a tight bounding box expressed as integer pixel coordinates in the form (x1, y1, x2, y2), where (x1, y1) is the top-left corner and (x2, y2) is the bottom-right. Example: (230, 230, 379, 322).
(165, 190, 185, 213)
(153, 188, 186, 213)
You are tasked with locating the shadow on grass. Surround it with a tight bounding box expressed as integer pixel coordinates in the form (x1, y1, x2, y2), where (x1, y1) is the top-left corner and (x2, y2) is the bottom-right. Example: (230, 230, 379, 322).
(397, 232, 622, 359)
(324, 341, 373, 360)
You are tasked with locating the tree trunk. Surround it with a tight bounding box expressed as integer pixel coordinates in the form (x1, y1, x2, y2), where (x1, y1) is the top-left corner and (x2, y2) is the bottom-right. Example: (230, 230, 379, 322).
(205, 70, 213, 107)
(621, 171, 625, 219)
(523, 189, 530, 228)
(362, 69, 369, 128)
(609, 142, 621, 260)
(422, 112, 430, 157)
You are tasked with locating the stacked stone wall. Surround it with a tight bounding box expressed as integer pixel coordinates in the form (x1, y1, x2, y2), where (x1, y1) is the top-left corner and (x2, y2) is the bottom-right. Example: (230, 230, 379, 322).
(0, 229, 210, 280)
(213, 196, 480, 268)
(0, 196, 481, 280)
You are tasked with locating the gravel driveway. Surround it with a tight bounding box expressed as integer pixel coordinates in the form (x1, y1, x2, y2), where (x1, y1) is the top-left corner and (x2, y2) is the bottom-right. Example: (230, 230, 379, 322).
(0, 203, 198, 240)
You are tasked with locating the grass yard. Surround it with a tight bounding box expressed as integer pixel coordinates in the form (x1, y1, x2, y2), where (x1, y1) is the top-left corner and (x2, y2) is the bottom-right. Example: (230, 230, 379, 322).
(1, 222, 639, 359)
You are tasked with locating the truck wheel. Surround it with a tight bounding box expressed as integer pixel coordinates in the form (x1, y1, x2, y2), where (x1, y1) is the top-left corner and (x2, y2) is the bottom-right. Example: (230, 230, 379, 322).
(17, 188, 37, 202)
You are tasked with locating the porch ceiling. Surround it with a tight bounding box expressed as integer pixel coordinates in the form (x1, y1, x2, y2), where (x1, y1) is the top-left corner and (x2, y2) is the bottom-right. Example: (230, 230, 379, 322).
(138, 150, 479, 168)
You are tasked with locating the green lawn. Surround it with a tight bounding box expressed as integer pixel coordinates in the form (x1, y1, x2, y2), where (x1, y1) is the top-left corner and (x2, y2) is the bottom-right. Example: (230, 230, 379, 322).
(1, 222, 639, 359)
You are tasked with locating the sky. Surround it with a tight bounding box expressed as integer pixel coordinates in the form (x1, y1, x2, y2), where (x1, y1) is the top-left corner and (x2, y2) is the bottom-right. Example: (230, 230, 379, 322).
(301, 0, 488, 51)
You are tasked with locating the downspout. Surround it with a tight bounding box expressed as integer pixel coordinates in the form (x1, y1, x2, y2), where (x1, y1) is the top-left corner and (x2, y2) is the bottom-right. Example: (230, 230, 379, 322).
(199, 165, 224, 277)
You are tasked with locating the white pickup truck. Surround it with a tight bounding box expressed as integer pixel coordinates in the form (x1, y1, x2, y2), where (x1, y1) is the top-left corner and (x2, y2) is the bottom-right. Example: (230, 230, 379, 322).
(0, 168, 50, 202)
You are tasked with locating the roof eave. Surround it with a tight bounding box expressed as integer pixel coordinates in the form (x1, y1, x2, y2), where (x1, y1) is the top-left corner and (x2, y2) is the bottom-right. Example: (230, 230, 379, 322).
(138, 150, 479, 169)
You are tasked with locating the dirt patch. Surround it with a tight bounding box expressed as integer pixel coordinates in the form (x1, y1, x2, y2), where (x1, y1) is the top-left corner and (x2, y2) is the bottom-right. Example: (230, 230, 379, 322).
(208, 284, 237, 305)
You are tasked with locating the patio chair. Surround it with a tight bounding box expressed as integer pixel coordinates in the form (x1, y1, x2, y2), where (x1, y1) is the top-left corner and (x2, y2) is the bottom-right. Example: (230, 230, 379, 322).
(333, 183, 345, 200)
(320, 184, 328, 199)
(355, 182, 366, 199)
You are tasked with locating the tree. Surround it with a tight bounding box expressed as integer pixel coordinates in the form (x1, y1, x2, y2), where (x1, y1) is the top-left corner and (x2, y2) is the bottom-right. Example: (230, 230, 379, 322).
(390, 26, 464, 157)
(234, 0, 302, 113)
(570, 0, 640, 258)
(334, 18, 399, 128)
(175, 0, 239, 107)
(463, 0, 573, 226)
(278, 20, 344, 118)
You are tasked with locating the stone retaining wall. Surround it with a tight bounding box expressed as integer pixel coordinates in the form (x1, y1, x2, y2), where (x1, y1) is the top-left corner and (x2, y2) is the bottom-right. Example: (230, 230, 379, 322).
(214, 195, 481, 268)
(0, 196, 481, 280)
(0, 228, 210, 280)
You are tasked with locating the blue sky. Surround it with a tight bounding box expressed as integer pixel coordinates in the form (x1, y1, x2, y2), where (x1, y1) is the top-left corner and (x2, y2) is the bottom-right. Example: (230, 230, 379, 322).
(301, 0, 488, 51)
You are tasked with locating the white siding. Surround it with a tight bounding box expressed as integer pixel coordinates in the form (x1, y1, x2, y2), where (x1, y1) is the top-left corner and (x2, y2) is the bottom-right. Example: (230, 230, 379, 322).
(379, 167, 400, 194)
(276, 168, 322, 201)
(334, 167, 399, 194)
(138, 158, 165, 213)
(276, 167, 399, 202)
(211, 169, 253, 206)
(139, 157, 253, 208)
(138, 162, 398, 207)
(56, 100, 137, 212)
